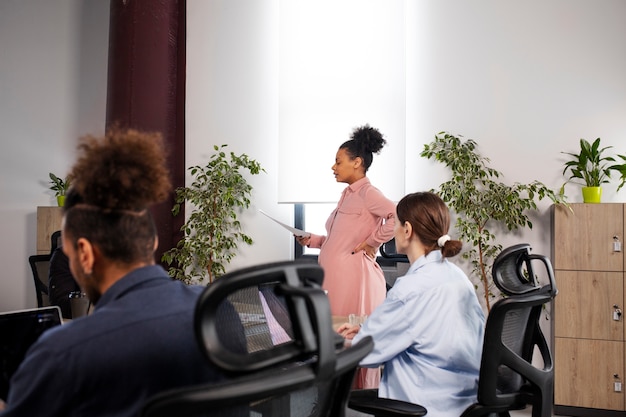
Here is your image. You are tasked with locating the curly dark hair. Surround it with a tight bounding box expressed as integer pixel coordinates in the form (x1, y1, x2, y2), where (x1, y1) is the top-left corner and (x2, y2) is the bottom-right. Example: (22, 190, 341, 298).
(63, 128, 172, 264)
(69, 128, 171, 210)
(339, 124, 387, 172)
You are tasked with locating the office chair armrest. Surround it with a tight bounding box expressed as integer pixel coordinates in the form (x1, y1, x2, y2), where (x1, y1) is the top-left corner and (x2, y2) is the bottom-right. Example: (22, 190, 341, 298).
(348, 389, 427, 416)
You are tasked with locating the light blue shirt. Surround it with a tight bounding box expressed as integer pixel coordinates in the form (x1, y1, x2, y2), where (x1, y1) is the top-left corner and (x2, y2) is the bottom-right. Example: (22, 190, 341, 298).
(353, 250, 485, 417)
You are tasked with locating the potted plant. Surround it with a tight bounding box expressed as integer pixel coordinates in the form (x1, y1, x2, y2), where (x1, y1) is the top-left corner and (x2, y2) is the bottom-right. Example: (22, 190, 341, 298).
(560, 137, 616, 203)
(48, 172, 71, 207)
(421, 132, 568, 311)
(162, 145, 265, 284)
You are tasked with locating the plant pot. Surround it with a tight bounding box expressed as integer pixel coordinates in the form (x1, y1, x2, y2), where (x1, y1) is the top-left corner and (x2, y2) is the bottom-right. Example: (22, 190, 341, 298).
(56, 195, 65, 207)
(582, 186, 602, 203)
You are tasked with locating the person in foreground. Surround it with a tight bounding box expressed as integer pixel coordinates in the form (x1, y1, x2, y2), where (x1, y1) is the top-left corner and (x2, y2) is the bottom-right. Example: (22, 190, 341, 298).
(337, 191, 486, 417)
(1, 128, 231, 417)
(296, 124, 396, 388)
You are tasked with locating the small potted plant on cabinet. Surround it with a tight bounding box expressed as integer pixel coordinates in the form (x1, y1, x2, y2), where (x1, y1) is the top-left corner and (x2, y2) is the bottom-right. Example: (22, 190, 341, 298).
(561, 137, 616, 203)
(48, 173, 71, 207)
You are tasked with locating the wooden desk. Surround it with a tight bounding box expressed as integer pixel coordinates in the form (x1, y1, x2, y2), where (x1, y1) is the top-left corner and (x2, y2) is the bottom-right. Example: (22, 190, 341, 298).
(332, 315, 349, 331)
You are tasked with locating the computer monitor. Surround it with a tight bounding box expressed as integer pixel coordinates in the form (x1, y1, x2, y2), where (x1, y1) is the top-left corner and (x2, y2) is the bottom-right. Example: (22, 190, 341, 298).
(0, 306, 62, 400)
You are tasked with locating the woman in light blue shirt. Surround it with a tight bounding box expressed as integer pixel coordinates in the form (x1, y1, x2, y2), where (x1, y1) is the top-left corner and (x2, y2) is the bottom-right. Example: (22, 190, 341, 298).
(338, 191, 485, 417)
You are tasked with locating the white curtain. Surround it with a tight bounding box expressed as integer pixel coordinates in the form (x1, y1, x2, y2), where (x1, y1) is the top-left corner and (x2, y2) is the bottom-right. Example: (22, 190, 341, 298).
(278, 0, 408, 203)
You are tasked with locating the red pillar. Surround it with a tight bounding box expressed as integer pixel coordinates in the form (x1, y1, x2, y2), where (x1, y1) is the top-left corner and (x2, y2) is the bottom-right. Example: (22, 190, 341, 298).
(106, 0, 186, 265)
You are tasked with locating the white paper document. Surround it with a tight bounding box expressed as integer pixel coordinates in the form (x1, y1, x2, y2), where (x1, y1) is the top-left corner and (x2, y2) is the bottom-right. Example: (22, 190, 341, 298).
(259, 209, 311, 238)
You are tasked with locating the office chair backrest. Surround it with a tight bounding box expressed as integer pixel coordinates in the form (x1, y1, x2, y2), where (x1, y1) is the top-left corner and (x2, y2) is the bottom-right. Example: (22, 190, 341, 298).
(465, 243, 557, 417)
(492, 243, 556, 297)
(27, 230, 62, 308)
(141, 260, 373, 417)
(28, 254, 51, 308)
(51, 230, 62, 252)
(196, 260, 329, 372)
(379, 238, 409, 263)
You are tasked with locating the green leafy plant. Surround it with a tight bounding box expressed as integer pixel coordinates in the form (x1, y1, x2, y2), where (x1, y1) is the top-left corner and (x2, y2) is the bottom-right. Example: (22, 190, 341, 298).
(162, 145, 265, 284)
(611, 153, 626, 192)
(48, 172, 71, 196)
(421, 132, 568, 311)
(560, 137, 616, 190)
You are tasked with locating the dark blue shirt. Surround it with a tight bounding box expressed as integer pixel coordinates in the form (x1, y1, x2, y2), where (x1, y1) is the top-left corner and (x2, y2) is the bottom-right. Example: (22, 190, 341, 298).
(3, 265, 225, 417)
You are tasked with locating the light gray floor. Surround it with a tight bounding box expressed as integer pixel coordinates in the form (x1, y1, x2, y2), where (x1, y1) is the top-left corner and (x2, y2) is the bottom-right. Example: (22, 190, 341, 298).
(510, 408, 569, 417)
(347, 406, 566, 416)
(483, 408, 567, 417)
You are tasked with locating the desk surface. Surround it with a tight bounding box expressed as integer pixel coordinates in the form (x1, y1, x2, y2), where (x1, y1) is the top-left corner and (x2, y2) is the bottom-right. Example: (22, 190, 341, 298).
(332, 315, 349, 331)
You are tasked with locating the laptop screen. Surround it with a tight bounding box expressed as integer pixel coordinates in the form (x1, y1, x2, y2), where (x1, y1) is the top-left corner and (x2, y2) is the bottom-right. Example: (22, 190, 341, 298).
(0, 306, 62, 401)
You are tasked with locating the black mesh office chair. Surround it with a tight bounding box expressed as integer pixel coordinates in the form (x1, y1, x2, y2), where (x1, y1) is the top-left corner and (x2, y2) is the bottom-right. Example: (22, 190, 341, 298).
(141, 260, 374, 417)
(462, 243, 556, 417)
(28, 254, 51, 308)
(379, 238, 410, 291)
(51, 230, 62, 252)
(28, 230, 62, 308)
(348, 243, 557, 417)
(379, 238, 409, 263)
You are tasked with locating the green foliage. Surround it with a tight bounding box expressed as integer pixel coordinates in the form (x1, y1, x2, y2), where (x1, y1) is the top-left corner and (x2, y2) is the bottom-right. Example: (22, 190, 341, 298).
(48, 173, 70, 196)
(610, 153, 626, 192)
(421, 132, 568, 311)
(561, 138, 616, 188)
(161, 145, 264, 284)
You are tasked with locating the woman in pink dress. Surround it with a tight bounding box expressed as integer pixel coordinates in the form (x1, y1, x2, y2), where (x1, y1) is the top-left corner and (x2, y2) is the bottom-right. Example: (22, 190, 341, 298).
(296, 124, 396, 389)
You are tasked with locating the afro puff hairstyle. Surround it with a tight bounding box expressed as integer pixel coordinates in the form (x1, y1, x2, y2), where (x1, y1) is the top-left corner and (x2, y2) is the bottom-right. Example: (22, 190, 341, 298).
(69, 127, 172, 211)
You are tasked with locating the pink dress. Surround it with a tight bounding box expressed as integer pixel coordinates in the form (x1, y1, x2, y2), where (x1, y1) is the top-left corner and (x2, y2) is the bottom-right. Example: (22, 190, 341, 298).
(308, 177, 396, 388)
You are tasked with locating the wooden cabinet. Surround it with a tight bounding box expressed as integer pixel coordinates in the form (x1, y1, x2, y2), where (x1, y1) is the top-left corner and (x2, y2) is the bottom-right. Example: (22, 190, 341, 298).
(555, 339, 624, 410)
(552, 203, 626, 416)
(37, 206, 63, 254)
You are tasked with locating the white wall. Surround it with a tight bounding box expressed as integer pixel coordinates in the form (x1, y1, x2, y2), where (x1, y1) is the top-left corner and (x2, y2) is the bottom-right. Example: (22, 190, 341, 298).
(187, 0, 626, 284)
(277, 0, 407, 204)
(0, 1, 109, 311)
(1, 0, 625, 312)
(406, 1, 626, 269)
(186, 0, 293, 272)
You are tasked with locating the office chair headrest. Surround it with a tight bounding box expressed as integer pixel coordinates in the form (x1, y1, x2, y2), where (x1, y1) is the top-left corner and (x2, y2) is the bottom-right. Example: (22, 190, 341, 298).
(194, 260, 335, 377)
(492, 243, 556, 297)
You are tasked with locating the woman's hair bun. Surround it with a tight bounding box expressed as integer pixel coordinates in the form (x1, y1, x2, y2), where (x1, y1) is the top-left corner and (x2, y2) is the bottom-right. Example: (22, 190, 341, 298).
(351, 124, 387, 154)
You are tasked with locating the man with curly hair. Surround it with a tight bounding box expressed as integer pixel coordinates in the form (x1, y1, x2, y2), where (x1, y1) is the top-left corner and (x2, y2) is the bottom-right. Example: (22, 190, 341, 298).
(1, 128, 240, 417)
